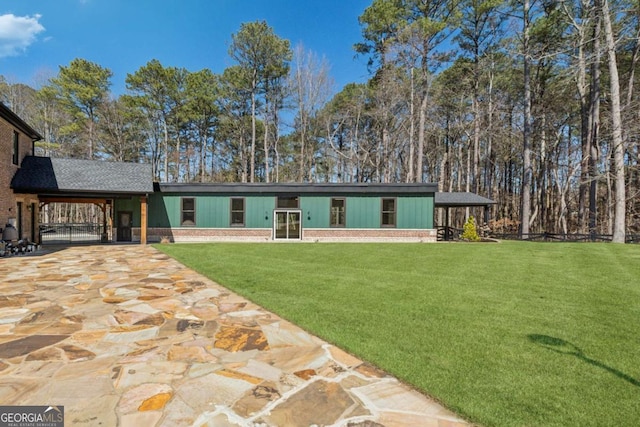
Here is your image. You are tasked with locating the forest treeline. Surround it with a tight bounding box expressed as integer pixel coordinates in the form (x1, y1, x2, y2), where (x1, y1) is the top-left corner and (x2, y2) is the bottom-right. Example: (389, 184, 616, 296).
(2, 0, 639, 239)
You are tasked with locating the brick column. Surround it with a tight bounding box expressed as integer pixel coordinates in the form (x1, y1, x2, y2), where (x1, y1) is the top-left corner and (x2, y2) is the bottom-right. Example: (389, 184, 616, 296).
(140, 196, 148, 245)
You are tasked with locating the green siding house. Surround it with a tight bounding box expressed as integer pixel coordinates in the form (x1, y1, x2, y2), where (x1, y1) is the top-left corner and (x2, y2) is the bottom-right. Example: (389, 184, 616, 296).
(138, 183, 438, 242)
(13, 155, 493, 244)
(6, 102, 493, 245)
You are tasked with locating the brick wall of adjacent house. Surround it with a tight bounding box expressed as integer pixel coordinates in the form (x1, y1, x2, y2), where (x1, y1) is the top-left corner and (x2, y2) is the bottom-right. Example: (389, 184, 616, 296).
(141, 227, 437, 243)
(0, 116, 38, 240)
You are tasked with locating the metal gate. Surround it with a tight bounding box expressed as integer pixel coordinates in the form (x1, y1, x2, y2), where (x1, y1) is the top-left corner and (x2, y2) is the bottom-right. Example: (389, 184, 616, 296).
(39, 223, 107, 244)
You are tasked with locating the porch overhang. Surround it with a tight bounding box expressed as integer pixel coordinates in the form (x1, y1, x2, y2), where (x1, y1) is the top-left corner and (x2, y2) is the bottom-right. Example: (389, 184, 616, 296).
(434, 192, 495, 208)
(11, 156, 153, 244)
(435, 192, 496, 241)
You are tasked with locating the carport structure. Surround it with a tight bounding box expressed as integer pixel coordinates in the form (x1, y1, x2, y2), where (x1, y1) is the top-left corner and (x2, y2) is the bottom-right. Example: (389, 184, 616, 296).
(435, 192, 496, 241)
(10, 156, 153, 244)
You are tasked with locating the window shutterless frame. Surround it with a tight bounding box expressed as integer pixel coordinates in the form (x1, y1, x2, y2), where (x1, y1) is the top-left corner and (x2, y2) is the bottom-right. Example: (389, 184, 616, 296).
(181, 197, 196, 226)
(276, 196, 299, 209)
(330, 198, 346, 228)
(381, 197, 396, 227)
(12, 131, 19, 165)
(230, 197, 245, 227)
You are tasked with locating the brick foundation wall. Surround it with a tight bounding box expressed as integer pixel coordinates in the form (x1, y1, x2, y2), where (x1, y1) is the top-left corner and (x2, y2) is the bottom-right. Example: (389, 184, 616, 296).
(143, 227, 437, 243)
(303, 228, 437, 242)
(143, 228, 273, 242)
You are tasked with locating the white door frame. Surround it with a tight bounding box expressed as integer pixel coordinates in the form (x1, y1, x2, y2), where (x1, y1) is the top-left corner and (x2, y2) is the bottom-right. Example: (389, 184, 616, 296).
(273, 209, 302, 240)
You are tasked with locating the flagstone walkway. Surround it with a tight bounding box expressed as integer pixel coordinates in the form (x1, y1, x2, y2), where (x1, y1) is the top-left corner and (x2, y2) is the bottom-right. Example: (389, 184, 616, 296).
(0, 245, 470, 426)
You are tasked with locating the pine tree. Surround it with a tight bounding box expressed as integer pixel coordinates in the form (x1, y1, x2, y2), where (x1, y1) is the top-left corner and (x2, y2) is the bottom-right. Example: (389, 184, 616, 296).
(461, 216, 481, 242)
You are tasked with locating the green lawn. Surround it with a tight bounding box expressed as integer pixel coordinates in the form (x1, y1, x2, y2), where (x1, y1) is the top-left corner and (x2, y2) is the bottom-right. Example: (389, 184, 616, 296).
(155, 241, 640, 427)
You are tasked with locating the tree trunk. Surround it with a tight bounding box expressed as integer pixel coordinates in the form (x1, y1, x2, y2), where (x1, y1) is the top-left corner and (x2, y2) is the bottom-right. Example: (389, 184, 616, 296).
(200, 126, 206, 182)
(408, 67, 415, 183)
(417, 93, 428, 183)
(589, 7, 601, 237)
(240, 134, 247, 183)
(486, 57, 496, 219)
(163, 119, 169, 182)
(602, 0, 626, 242)
(250, 77, 257, 183)
(296, 61, 307, 182)
(88, 114, 95, 160)
(520, 0, 533, 238)
(175, 132, 181, 182)
(577, 20, 589, 233)
(472, 48, 481, 194)
(263, 112, 270, 183)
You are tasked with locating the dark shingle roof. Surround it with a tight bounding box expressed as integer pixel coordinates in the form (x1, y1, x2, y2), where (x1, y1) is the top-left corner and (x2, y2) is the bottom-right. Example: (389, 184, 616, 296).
(11, 156, 153, 195)
(435, 192, 495, 207)
(158, 182, 438, 195)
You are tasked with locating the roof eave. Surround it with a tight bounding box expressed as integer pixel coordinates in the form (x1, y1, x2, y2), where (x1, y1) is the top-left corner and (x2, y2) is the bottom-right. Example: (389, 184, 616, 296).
(434, 202, 497, 207)
(0, 103, 43, 141)
(157, 182, 438, 195)
(11, 188, 151, 197)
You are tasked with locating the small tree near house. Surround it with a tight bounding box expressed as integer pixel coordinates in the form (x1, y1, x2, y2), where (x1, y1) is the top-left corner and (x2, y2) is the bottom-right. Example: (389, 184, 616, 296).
(461, 216, 481, 242)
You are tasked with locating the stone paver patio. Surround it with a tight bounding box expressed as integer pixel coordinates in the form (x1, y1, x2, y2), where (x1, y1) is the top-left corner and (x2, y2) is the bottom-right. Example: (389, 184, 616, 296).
(0, 245, 470, 426)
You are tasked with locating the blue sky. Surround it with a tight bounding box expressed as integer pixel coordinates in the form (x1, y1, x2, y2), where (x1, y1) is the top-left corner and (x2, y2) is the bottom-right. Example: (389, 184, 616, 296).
(0, 0, 373, 95)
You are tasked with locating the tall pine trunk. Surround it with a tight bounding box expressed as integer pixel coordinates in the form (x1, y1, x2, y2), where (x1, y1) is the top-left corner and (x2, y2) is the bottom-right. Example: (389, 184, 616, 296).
(407, 68, 415, 183)
(250, 77, 257, 183)
(602, 0, 626, 242)
(520, 0, 533, 238)
(589, 7, 601, 237)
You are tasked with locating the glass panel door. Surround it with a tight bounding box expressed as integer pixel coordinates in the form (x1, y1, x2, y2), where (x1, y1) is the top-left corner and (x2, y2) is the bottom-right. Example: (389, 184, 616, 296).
(288, 212, 300, 239)
(273, 210, 302, 240)
(275, 211, 288, 239)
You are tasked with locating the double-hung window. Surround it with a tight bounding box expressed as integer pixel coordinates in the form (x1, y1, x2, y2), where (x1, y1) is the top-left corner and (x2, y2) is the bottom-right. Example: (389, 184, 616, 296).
(230, 198, 245, 226)
(381, 198, 396, 227)
(330, 198, 346, 227)
(181, 198, 196, 226)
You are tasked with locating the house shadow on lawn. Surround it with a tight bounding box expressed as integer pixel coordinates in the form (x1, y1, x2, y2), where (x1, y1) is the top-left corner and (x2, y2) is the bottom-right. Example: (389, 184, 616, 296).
(527, 334, 640, 388)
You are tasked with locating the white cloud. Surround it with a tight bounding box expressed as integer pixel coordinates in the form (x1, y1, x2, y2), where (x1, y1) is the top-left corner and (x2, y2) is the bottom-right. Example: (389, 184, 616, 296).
(0, 14, 45, 58)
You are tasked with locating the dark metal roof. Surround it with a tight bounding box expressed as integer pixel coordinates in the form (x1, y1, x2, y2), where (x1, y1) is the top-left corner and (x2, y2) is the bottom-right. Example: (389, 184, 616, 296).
(0, 102, 43, 141)
(11, 156, 153, 195)
(435, 192, 495, 207)
(157, 182, 438, 195)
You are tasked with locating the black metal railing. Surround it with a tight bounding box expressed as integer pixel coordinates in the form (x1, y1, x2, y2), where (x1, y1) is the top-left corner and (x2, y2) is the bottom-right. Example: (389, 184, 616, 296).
(437, 226, 462, 241)
(488, 232, 640, 243)
(39, 223, 107, 244)
(437, 227, 640, 243)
